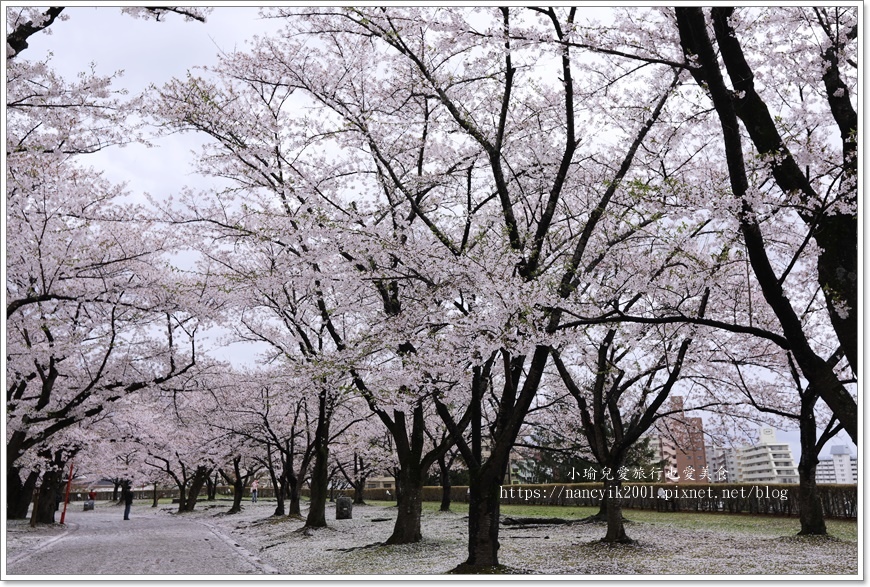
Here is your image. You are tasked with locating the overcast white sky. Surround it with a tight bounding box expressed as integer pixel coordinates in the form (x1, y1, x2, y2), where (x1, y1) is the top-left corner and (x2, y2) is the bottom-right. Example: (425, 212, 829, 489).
(13, 6, 284, 367)
(18, 6, 282, 200)
(7, 5, 858, 462)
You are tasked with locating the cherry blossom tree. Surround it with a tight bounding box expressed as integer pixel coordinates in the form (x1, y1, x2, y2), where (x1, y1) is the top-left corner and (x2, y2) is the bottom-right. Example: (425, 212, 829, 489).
(5, 4, 213, 521)
(137, 386, 230, 514)
(5, 158, 208, 518)
(699, 336, 851, 536)
(149, 5, 698, 566)
(152, 35, 475, 545)
(551, 318, 706, 543)
(671, 7, 857, 441)
(332, 412, 392, 506)
(218, 453, 261, 515)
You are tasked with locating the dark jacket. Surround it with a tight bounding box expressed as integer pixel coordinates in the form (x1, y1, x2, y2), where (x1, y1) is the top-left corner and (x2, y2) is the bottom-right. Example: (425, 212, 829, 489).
(123, 488, 134, 505)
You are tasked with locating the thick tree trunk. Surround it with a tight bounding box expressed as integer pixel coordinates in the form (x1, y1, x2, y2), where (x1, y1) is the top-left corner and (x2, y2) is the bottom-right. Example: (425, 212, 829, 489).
(181, 467, 210, 512)
(465, 468, 501, 568)
(34, 469, 63, 524)
(601, 479, 632, 543)
(228, 477, 245, 514)
(305, 437, 329, 528)
(449, 356, 524, 570)
(386, 468, 423, 544)
(112, 481, 120, 502)
(176, 483, 188, 513)
(305, 390, 330, 528)
(797, 408, 827, 535)
(585, 476, 630, 523)
(288, 472, 302, 516)
(7, 467, 39, 519)
(798, 460, 826, 535)
(221, 458, 246, 515)
(353, 480, 366, 505)
(273, 470, 288, 516)
(152, 483, 159, 507)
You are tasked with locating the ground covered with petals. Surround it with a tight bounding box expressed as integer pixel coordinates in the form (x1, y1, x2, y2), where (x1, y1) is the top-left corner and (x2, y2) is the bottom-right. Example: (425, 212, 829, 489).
(6, 499, 858, 577)
(187, 500, 859, 576)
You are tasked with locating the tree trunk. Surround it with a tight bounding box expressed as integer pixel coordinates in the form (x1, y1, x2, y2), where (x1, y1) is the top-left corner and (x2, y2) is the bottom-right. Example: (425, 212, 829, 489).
(353, 480, 366, 505)
(205, 473, 216, 501)
(7, 466, 39, 519)
(305, 390, 330, 528)
(181, 466, 210, 512)
(586, 489, 610, 522)
(465, 468, 501, 568)
(439, 457, 452, 512)
(392, 470, 402, 505)
(797, 406, 827, 535)
(601, 478, 632, 543)
(34, 469, 63, 524)
(220, 458, 246, 515)
(797, 459, 827, 535)
(265, 459, 281, 516)
(287, 459, 312, 517)
(288, 472, 302, 516)
(351, 453, 367, 505)
(305, 442, 328, 528)
(272, 470, 287, 516)
(112, 481, 120, 502)
(452, 357, 514, 570)
(386, 467, 423, 544)
(152, 482, 159, 507)
(175, 479, 188, 513)
(228, 477, 245, 514)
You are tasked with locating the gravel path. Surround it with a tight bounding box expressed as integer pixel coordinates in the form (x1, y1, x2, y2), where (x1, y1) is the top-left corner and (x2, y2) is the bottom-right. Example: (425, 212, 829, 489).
(5, 501, 278, 576)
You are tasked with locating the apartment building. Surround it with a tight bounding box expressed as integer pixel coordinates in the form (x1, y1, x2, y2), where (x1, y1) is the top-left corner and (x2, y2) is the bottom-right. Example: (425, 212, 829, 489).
(816, 445, 857, 484)
(650, 396, 708, 482)
(708, 427, 798, 484)
(707, 445, 739, 483)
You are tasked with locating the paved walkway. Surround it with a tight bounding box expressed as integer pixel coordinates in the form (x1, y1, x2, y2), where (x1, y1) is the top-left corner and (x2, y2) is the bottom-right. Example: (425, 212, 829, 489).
(6, 502, 278, 577)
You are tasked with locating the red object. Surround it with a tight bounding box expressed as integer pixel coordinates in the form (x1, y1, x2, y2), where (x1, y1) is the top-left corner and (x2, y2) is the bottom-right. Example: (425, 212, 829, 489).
(59, 461, 74, 525)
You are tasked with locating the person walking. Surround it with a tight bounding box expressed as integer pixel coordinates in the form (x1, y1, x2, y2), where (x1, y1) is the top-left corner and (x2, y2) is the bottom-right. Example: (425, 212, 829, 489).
(251, 480, 259, 503)
(122, 485, 134, 520)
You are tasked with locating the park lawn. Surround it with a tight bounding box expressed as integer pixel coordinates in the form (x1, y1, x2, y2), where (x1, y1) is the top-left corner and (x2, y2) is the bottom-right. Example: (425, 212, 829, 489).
(367, 500, 858, 542)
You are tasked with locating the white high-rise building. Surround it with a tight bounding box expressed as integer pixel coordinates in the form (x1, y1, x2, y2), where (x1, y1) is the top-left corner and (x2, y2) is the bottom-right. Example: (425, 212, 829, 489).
(708, 427, 799, 484)
(816, 445, 857, 484)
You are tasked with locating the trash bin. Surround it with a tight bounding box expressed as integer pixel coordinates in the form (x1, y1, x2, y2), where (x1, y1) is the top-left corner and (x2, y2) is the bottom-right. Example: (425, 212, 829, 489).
(83, 500, 95, 511)
(336, 496, 353, 520)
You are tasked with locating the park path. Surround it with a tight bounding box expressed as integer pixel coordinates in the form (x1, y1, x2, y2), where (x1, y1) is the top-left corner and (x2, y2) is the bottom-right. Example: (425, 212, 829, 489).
(6, 501, 278, 577)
